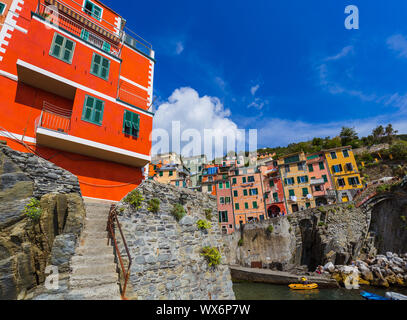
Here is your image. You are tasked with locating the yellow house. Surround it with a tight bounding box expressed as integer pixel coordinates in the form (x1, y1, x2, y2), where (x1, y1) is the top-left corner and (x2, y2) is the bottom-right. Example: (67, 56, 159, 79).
(277, 152, 316, 213)
(155, 164, 191, 188)
(323, 146, 363, 202)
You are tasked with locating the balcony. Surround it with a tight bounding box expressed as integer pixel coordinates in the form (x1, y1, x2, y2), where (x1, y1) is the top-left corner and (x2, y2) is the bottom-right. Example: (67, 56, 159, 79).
(36, 0, 122, 57)
(35, 101, 150, 167)
(123, 31, 154, 59)
(310, 178, 325, 186)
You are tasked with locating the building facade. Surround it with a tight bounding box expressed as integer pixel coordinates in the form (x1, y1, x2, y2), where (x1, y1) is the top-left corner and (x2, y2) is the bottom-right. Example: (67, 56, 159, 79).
(278, 152, 316, 213)
(182, 154, 207, 190)
(154, 164, 191, 188)
(323, 146, 363, 202)
(0, 0, 155, 201)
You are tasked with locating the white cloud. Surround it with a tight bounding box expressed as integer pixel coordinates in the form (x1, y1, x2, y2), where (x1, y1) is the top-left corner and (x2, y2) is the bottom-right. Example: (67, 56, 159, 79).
(175, 41, 184, 55)
(324, 45, 354, 61)
(153, 87, 244, 158)
(387, 34, 407, 58)
(250, 84, 260, 96)
(248, 97, 268, 110)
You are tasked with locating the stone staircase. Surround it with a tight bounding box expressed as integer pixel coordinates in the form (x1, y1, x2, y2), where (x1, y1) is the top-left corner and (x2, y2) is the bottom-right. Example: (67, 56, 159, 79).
(67, 199, 121, 300)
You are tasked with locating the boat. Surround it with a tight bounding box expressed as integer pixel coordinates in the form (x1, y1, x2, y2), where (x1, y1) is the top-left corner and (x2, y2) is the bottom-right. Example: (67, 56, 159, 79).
(360, 291, 389, 301)
(289, 283, 318, 290)
(385, 292, 407, 300)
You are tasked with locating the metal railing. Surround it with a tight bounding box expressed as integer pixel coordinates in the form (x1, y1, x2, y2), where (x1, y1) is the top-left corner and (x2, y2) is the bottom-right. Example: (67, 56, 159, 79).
(118, 84, 150, 109)
(37, 101, 72, 133)
(107, 204, 132, 300)
(37, 1, 121, 57)
(123, 29, 153, 58)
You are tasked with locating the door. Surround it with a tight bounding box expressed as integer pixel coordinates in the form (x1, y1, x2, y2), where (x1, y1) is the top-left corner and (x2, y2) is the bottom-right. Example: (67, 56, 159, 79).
(342, 194, 349, 203)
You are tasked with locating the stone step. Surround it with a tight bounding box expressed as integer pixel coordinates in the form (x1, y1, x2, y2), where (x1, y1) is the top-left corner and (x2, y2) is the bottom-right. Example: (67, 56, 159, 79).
(81, 231, 109, 240)
(68, 283, 121, 300)
(69, 274, 119, 289)
(78, 238, 111, 248)
(75, 245, 113, 256)
(71, 262, 117, 276)
(71, 254, 115, 266)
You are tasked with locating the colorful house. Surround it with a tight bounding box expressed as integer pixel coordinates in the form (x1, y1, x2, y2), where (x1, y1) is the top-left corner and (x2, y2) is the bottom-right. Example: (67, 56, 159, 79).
(323, 146, 363, 202)
(154, 164, 191, 188)
(259, 160, 287, 217)
(277, 152, 316, 213)
(306, 152, 337, 206)
(182, 154, 207, 190)
(214, 165, 235, 234)
(0, 0, 155, 201)
(231, 166, 266, 225)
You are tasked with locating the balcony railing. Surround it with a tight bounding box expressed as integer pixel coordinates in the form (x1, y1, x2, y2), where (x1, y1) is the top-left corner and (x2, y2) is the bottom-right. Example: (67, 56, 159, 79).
(36, 101, 72, 133)
(123, 29, 153, 59)
(37, 0, 122, 57)
(118, 84, 150, 110)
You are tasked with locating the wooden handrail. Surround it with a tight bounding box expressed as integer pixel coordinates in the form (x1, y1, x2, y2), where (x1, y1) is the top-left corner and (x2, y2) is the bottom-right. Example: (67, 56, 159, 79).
(106, 204, 132, 300)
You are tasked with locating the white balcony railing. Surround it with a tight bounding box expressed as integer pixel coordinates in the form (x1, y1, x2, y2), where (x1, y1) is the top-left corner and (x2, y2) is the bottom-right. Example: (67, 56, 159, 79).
(36, 101, 72, 133)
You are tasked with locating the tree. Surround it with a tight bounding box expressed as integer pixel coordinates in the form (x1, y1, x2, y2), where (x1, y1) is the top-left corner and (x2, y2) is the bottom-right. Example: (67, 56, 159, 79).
(372, 125, 385, 143)
(384, 124, 398, 144)
(324, 137, 342, 149)
(340, 127, 358, 146)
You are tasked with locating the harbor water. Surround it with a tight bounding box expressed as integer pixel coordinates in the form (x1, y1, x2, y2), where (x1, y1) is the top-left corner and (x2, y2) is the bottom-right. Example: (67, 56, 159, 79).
(233, 282, 407, 300)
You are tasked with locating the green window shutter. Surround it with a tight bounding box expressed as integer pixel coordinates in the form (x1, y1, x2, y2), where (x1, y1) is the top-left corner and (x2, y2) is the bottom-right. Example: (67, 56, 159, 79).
(269, 180, 275, 187)
(302, 188, 308, 196)
(232, 178, 237, 184)
(289, 190, 295, 197)
(91, 53, 110, 80)
(297, 177, 301, 184)
(50, 33, 75, 64)
(322, 175, 328, 183)
(245, 203, 249, 209)
(83, 96, 94, 121)
(308, 164, 314, 172)
(93, 99, 104, 124)
(243, 189, 248, 196)
(219, 182, 223, 189)
(80, 29, 89, 41)
(306, 202, 311, 209)
(159, 171, 163, 177)
(234, 190, 238, 197)
(305, 176, 309, 183)
(0, 3, 5, 14)
(208, 185, 212, 192)
(253, 201, 258, 209)
(219, 212, 222, 223)
(235, 203, 239, 210)
(319, 162, 325, 170)
(273, 193, 278, 202)
(226, 182, 230, 189)
(284, 178, 287, 185)
(93, 5, 102, 19)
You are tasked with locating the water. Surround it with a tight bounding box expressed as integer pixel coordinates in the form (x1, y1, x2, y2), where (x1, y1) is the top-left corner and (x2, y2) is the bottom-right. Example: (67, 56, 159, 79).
(233, 282, 407, 300)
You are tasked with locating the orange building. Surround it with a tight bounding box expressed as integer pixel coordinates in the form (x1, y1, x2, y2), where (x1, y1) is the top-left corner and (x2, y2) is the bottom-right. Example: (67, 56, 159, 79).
(0, 0, 155, 201)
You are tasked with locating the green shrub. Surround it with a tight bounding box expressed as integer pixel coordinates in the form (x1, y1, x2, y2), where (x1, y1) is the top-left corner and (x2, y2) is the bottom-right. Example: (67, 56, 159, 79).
(24, 198, 42, 221)
(238, 238, 244, 247)
(267, 225, 274, 233)
(318, 222, 326, 227)
(376, 184, 391, 193)
(400, 215, 407, 223)
(287, 216, 292, 222)
(201, 247, 221, 267)
(197, 219, 212, 230)
(171, 204, 186, 221)
(204, 208, 213, 220)
(147, 198, 160, 213)
(318, 207, 327, 213)
(124, 190, 144, 210)
(289, 227, 293, 233)
(347, 204, 355, 210)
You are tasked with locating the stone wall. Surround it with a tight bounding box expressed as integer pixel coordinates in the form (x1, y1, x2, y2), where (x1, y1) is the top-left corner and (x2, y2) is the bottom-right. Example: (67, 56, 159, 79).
(223, 203, 369, 272)
(0, 145, 85, 300)
(0, 144, 81, 198)
(117, 181, 235, 300)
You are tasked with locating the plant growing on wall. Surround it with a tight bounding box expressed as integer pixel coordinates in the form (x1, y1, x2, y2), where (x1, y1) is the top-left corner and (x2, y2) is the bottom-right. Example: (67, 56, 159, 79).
(124, 190, 144, 210)
(201, 247, 221, 267)
(238, 238, 244, 247)
(147, 198, 160, 213)
(197, 219, 212, 230)
(204, 208, 213, 220)
(171, 204, 186, 221)
(267, 225, 274, 234)
(24, 198, 42, 222)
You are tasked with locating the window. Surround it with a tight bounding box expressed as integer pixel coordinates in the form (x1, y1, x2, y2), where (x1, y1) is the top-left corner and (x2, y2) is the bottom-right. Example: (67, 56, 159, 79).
(225, 197, 231, 204)
(345, 163, 353, 171)
(273, 192, 279, 202)
(322, 175, 328, 183)
(220, 197, 225, 204)
(159, 171, 163, 177)
(248, 176, 255, 182)
(219, 211, 228, 223)
(306, 202, 311, 209)
(315, 185, 322, 192)
(285, 165, 290, 173)
(91, 53, 110, 80)
(219, 182, 223, 189)
(175, 181, 179, 187)
(330, 152, 337, 159)
(284, 177, 295, 185)
(253, 201, 258, 209)
(308, 164, 314, 172)
(332, 164, 343, 173)
(289, 190, 295, 197)
(50, 33, 75, 64)
(183, 181, 186, 187)
(244, 203, 249, 209)
(302, 188, 309, 196)
(242, 177, 247, 183)
(319, 162, 325, 170)
(169, 171, 173, 176)
(250, 188, 258, 196)
(269, 180, 275, 187)
(235, 203, 240, 210)
(337, 178, 346, 187)
(232, 178, 237, 185)
(225, 181, 230, 189)
(82, 95, 104, 125)
(298, 163, 305, 171)
(348, 177, 360, 186)
(297, 176, 309, 184)
(233, 190, 238, 197)
(123, 110, 140, 138)
(284, 155, 300, 164)
(243, 189, 248, 196)
(208, 185, 212, 192)
(83, 0, 103, 20)
(0, 3, 6, 15)
(343, 149, 350, 158)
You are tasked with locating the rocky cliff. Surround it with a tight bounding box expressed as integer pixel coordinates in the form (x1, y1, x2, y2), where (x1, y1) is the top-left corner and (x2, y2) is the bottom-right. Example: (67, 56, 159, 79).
(117, 181, 235, 300)
(0, 144, 85, 300)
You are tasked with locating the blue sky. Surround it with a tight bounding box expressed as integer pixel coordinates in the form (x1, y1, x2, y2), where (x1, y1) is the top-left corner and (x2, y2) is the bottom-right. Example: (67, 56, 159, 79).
(104, 0, 407, 151)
